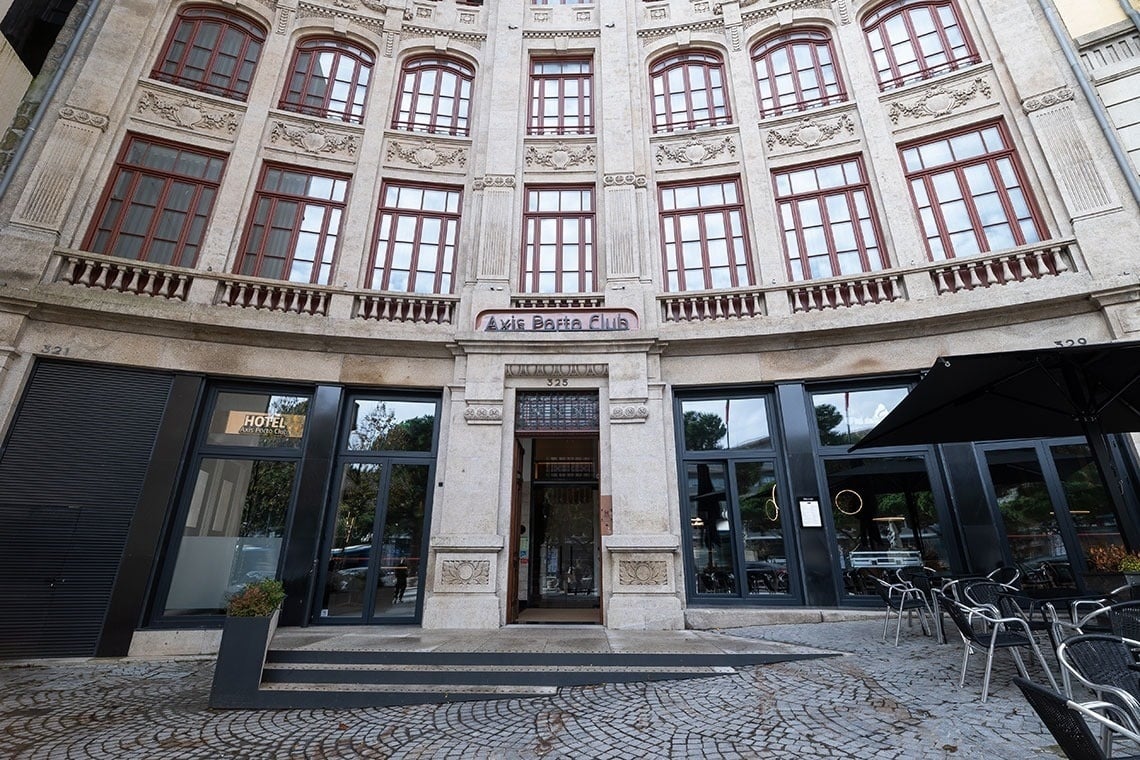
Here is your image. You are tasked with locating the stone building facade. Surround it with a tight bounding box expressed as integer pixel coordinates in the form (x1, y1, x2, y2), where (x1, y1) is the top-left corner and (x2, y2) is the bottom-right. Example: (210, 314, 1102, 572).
(0, 0, 1139, 657)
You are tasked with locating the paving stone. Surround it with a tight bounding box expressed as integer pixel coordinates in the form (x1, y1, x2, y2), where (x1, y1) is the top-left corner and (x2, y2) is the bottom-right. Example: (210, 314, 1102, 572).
(0, 620, 1076, 758)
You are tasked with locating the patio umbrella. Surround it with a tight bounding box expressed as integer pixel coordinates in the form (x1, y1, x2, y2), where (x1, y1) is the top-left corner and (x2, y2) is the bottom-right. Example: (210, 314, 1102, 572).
(849, 339, 1140, 523)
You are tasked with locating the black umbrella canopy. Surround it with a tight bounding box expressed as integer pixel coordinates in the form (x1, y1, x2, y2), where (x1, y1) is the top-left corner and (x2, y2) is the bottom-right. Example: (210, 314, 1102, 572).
(850, 340, 1140, 450)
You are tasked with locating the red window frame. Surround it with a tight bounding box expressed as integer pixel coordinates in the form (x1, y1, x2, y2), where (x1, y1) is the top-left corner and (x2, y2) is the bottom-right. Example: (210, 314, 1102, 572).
(658, 177, 755, 292)
(83, 134, 226, 268)
(752, 29, 847, 118)
(863, 0, 979, 90)
(901, 121, 1046, 261)
(773, 157, 887, 281)
(151, 6, 266, 101)
(279, 38, 374, 124)
(391, 56, 475, 137)
(521, 186, 596, 294)
(236, 165, 349, 285)
(528, 57, 593, 136)
(368, 183, 462, 294)
(649, 51, 732, 133)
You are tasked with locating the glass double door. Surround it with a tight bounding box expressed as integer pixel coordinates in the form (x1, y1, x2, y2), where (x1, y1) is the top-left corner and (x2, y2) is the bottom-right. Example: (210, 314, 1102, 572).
(320, 460, 430, 622)
(984, 441, 1128, 589)
(684, 459, 792, 598)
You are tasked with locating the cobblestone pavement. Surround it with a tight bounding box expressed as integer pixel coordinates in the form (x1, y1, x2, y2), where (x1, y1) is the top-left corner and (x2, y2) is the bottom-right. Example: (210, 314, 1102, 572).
(0, 620, 1069, 759)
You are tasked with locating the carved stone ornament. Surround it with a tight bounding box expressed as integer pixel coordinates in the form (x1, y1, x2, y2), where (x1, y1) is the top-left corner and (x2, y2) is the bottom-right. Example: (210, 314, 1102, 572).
(610, 405, 650, 422)
(440, 559, 491, 587)
(887, 77, 992, 125)
(618, 560, 669, 586)
(603, 173, 647, 188)
(269, 120, 359, 156)
(1022, 86, 1075, 113)
(386, 139, 467, 170)
(655, 134, 736, 167)
(505, 363, 608, 378)
(58, 106, 109, 131)
(473, 175, 516, 190)
(525, 141, 596, 171)
(765, 113, 855, 151)
(137, 91, 238, 134)
(463, 405, 503, 424)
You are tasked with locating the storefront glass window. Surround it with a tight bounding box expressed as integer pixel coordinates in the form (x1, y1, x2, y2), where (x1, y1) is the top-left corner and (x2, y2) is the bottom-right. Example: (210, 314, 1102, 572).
(686, 461, 737, 594)
(163, 458, 296, 615)
(813, 387, 907, 446)
(825, 455, 947, 597)
(1055, 444, 1126, 567)
(737, 461, 788, 595)
(681, 397, 771, 451)
(347, 399, 436, 451)
(206, 392, 310, 448)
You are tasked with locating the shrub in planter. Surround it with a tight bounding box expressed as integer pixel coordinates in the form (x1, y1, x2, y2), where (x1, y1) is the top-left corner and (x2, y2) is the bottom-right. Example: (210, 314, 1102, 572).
(225, 578, 285, 617)
(211, 578, 285, 708)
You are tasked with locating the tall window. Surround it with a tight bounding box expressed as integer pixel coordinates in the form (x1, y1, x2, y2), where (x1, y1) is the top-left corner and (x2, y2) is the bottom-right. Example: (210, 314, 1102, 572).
(369, 183, 461, 294)
(659, 178, 754, 291)
(392, 56, 475, 136)
(752, 29, 846, 118)
(237, 165, 348, 285)
(279, 38, 373, 123)
(528, 58, 593, 136)
(151, 6, 265, 100)
(902, 122, 1044, 260)
(521, 187, 595, 294)
(774, 157, 886, 281)
(649, 51, 731, 133)
(863, 0, 979, 90)
(83, 135, 226, 267)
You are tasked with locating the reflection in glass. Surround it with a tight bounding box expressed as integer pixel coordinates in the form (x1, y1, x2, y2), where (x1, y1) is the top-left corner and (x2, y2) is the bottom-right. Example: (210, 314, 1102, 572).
(323, 463, 381, 619)
(681, 397, 770, 451)
(374, 463, 428, 617)
(686, 462, 737, 594)
(347, 399, 436, 451)
(987, 449, 1075, 588)
(813, 387, 907, 446)
(737, 461, 788, 595)
(1053, 445, 1125, 574)
(164, 458, 295, 615)
(825, 456, 945, 597)
(207, 392, 310, 447)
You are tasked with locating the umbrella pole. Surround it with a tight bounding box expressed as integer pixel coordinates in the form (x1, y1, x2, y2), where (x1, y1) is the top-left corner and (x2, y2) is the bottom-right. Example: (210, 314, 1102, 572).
(1081, 418, 1133, 545)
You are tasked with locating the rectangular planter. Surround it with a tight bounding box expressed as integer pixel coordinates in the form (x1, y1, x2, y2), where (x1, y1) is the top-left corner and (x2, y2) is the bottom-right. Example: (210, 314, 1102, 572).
(209, 610, 279, 709)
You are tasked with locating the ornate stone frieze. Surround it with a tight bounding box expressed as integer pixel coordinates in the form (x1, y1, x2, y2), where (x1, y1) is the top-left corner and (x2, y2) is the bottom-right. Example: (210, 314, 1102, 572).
(522, 28, 601, 40)
(602, 173, 647, 188)
(610, 404, 650, 423)
(458, 10, 477, 25)
(473, 175, 516, 190)
(463, 405, 503, 424)
(524, 141, 596, 171)
(654, 134, 737, 167)
(58, 106, 109, 131)
(837, 0, 852, 24)
(764, 112, 855, 153)
(269, 120, 359, 157)
(401, 25, 486, 49)
(886, 76, 993, 125)
(385, 138, 468, 172)
(439, 559, 490, 587)
(1021, 86, 1075, 114)
(296, 1, 383, 32)
(136, 91, 239, 135)
(618, 560, 669, 586)
(505, 364, 608, 378)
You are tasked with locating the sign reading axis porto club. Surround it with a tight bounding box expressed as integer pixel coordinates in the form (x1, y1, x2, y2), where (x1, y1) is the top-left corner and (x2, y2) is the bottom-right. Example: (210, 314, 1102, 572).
(476, 308, 639, 333)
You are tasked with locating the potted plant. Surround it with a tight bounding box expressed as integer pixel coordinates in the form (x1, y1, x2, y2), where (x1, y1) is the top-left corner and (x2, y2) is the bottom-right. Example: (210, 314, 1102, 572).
(1120, 552, 1140, 587)
(210, 578, 285, 709)
(1084, 545, 1129, 594)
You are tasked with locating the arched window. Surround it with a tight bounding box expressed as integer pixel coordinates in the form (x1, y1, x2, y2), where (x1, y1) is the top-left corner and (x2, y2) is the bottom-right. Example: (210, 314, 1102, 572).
(863, 0, 979, 90)
(649, 51, 731, 133)
(151, 6, 266, 101)
(752, 29, 846, 118)
(279, 38, 374, 123)
(392, 56, 475, 136)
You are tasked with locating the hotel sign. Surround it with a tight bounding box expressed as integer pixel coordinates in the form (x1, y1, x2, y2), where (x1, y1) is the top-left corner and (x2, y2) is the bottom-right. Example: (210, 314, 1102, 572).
(476, 308, 639, 333)
(225, 411, 306, 438)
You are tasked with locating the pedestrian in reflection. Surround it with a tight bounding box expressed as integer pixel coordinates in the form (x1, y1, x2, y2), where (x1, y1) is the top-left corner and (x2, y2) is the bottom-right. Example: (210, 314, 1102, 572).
(394, 560, 409, 603)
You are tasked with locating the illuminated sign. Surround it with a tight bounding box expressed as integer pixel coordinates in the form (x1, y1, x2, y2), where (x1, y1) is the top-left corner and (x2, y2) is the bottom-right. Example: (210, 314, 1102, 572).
(476, 308, 638, 333)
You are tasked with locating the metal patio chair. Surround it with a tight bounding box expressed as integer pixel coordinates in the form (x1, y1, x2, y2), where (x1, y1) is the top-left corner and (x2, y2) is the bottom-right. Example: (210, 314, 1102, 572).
(937, 592, 1059, 702)
(1056, 634, 1140, 734)
(1014, 677, 1140, 760)
(987, 565, 1021, 588)
(868, 573, 933, 646)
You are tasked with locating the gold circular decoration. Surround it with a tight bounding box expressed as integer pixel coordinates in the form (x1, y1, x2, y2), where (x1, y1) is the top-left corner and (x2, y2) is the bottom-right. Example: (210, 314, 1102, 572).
(763, 485, 779, 522)
(835, 488, 863, 515)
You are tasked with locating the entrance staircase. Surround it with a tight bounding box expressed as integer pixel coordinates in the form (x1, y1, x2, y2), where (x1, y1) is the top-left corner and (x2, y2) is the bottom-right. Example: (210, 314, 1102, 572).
(210, 626, 834, 710)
